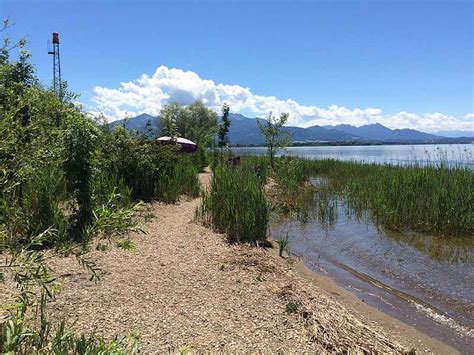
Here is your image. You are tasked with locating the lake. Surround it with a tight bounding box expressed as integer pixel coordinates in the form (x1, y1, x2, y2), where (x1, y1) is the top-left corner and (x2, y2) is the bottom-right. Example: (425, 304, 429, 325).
(233, 144, 474, 169)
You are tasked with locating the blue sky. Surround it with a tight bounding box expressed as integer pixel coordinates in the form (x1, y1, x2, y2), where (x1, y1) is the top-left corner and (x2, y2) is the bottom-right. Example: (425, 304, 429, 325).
(2, 0, 473, 131)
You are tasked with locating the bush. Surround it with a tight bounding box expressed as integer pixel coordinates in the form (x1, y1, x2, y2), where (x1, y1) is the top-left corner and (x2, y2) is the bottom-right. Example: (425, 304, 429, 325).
(155, 156, 201, 203)
(198, 164, 268, 244)
(96, 127, 200, 204)
(189, 145, 208, 172)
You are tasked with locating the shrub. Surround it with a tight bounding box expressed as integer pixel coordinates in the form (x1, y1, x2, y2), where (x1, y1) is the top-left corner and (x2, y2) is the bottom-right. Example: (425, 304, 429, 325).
(63, 113, 99, 240)
(96, 127, 200, 204)
(277, 232, 290, 257)
(285, 301, 301, 314)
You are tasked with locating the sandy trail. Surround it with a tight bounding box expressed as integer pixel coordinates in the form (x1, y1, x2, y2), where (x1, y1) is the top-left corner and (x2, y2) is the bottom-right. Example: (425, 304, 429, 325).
(44, 170, 456, 353)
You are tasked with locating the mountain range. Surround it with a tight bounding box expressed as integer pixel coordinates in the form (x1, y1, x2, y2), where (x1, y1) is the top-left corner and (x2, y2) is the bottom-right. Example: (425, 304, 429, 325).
(109, 113, 473, 145)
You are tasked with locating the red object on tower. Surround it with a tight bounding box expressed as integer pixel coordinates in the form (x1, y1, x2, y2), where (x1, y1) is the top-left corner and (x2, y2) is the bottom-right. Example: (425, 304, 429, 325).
(52, 32, 59, 44)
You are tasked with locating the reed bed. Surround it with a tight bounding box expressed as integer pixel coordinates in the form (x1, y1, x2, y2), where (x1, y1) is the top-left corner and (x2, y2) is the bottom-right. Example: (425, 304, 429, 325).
(244, 156, 473, 238)
(306, 159, 473, 237)
(197, 164, 269, 244)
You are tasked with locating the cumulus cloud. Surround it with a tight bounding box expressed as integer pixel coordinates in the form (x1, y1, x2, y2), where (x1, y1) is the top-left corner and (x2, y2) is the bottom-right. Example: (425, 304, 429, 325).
(91, 66, 474, 132)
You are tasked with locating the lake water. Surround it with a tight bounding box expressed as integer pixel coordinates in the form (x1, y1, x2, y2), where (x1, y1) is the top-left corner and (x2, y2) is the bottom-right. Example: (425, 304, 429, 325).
(269, 174, 474, 352)
(233, 144, 474, 169)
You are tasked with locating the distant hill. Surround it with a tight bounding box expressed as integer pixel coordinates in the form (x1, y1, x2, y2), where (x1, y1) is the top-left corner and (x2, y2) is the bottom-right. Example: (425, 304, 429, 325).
(326, 123, 441, 142)
(227, 114, 363, 145)
(108, 112, 472, 145)
(109, 113, 161, 134)
(433, 130, 474, 138)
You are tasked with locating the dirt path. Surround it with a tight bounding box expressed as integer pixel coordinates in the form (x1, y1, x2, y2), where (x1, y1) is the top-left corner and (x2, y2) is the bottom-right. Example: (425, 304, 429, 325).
(46, 170, 456, 353)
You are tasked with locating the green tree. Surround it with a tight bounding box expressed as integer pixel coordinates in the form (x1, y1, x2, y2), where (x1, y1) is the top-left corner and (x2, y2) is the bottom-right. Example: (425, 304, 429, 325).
(218, 103, 231, 148)
(159, 101, 218, 147)
(160, 102, 180, 139)
(182, 101, 218, 146)
(257, 112, 292, 169)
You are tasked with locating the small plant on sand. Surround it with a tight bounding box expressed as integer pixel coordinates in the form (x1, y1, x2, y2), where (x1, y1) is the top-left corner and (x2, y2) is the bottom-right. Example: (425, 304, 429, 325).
(116, 238, 135, 251)
(285, 300, 301, 314)
(0, 230, 140, 353)
(277, 232, 290, 258)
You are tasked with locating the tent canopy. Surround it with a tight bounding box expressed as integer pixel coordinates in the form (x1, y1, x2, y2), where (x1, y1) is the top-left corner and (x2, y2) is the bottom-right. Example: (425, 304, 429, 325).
(157, 136, 197, 153)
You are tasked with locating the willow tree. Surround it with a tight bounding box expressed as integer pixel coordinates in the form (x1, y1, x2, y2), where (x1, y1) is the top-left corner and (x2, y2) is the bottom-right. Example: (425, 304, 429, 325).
(159, 101, 217, 147)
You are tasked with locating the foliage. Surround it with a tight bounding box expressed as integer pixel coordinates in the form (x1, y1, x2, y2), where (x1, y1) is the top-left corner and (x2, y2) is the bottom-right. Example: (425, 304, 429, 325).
(95, 126, 199, 203)
(155, 156, 201, 203)
(160, 102, 179, 138)
(1, 27, 201, 246)
(85, 190, 144, 242)
(277, 232, 290, 258)
(64, 113, 99, 240)
(257, 112, 292, 169)
(218, 103, 231, 148)
(197, 164, 268, 244)
(159, 101, 218, 147)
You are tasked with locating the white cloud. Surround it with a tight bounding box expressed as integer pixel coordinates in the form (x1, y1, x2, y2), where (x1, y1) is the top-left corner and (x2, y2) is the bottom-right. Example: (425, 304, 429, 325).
(91, 66, 474, 132)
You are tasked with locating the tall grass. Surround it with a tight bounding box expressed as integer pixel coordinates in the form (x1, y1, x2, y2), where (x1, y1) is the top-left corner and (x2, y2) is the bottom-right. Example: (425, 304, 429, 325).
(268, 157, 473, 237)
(197, 164, 268, 244)
(155, 157, 201, 203)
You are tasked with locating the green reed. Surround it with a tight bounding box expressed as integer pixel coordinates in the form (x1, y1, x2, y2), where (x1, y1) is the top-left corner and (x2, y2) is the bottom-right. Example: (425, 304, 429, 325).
(197, 164, 269, 244)
(248, 156, 473, 238)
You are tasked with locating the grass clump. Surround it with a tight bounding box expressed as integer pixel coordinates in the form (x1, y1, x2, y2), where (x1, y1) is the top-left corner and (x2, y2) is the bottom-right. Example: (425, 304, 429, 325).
(285, 300, 301, 314)
(277, 232, 290, 257)
(198, 164, 269, 244)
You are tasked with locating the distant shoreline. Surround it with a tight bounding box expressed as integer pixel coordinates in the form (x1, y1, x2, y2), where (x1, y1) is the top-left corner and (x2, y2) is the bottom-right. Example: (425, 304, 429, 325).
(231, 141, 473, 148)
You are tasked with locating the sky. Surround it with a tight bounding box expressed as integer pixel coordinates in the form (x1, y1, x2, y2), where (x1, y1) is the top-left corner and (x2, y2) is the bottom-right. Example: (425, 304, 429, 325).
(2, 0, 473, 132)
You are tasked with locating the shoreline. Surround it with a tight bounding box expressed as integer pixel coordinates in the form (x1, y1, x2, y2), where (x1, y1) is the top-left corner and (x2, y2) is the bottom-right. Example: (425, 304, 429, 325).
(271, 242, 459, 354)
(30, 170, 456, 353)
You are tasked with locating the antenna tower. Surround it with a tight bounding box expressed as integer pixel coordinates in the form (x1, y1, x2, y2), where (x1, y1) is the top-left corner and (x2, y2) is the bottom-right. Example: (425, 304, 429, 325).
(47, 32, 62, 96)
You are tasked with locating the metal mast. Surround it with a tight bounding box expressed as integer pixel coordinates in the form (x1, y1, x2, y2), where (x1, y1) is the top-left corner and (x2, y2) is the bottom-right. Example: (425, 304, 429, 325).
(48, 32, 62, 96)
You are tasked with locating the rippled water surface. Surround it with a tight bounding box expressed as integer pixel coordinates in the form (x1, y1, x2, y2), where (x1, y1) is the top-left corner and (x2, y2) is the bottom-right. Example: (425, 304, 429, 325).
(269, 175, 474, 352)
(234, 144, 474, 169)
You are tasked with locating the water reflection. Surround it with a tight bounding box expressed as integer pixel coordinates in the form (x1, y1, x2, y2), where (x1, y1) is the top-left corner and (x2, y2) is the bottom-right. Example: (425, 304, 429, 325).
(269, 177, 474, 349)
(299, 176, 473, 263)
